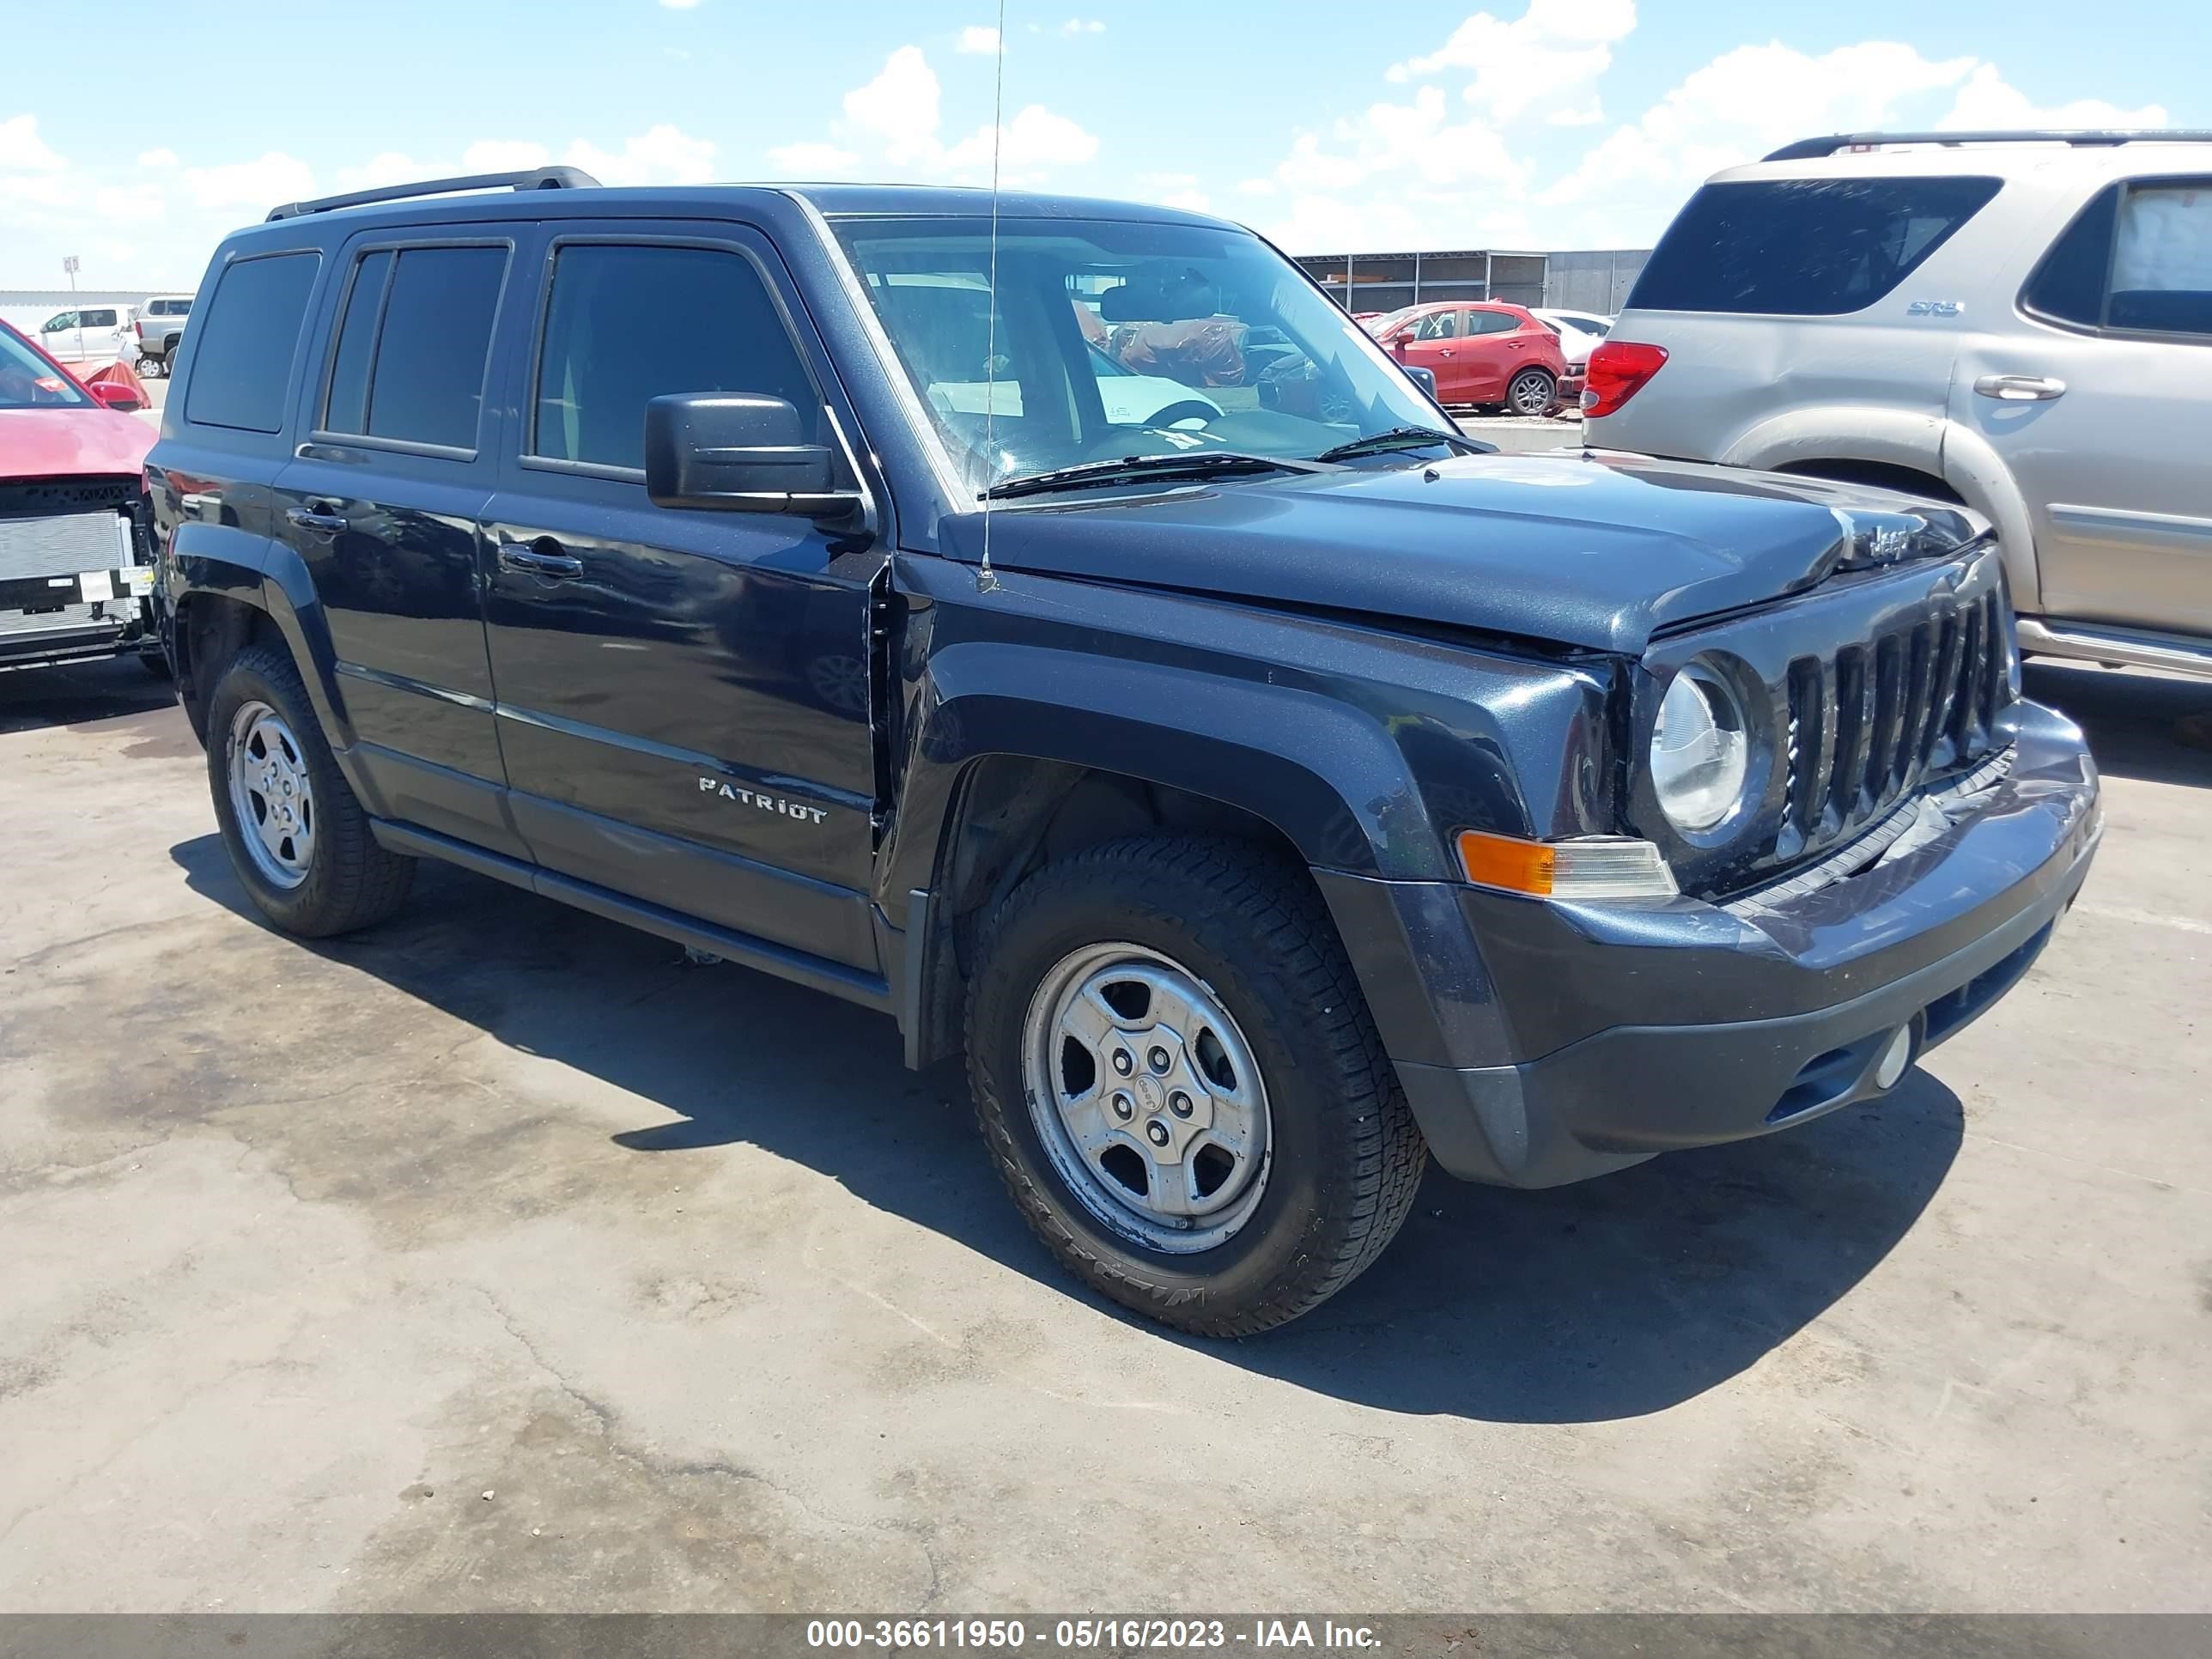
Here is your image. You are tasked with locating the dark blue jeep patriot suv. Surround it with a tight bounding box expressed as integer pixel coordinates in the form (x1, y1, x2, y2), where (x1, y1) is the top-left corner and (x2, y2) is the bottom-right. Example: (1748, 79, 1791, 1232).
(147, 168, 2102, 1334)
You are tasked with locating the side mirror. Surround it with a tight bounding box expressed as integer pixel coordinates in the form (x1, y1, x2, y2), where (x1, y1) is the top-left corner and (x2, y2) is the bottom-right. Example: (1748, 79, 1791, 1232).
(1391, 331, 1416, 349)
(643, 392, 859, 520)
(1403, 364, 1440, 401)
(88, 380, 144, 412)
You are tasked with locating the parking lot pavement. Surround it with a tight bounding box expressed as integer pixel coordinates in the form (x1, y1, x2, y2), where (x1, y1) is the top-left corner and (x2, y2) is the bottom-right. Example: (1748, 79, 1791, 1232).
(1, 655, 2207, 1614)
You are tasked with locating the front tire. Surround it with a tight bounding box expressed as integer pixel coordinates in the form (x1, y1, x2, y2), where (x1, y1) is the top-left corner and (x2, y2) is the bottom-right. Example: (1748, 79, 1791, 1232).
(966, 836, 1426, 1336)
(205, 642, 414, 937)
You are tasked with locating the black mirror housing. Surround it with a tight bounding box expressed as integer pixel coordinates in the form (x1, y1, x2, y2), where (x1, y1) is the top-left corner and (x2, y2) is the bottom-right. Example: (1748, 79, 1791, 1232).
(643, 392, 857, 520)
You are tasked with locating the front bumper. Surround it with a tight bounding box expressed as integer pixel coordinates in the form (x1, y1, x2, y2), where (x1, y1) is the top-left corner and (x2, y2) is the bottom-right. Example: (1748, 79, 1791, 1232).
(1320, 700, 2102, 1188)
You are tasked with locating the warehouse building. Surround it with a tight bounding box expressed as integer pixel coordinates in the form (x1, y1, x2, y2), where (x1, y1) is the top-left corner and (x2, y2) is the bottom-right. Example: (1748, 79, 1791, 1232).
(1293, 247, 1650, 316)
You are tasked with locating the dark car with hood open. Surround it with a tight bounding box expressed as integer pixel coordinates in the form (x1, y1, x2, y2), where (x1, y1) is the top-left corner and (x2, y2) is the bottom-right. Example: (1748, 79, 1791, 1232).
(144, 168, 2101, 1334)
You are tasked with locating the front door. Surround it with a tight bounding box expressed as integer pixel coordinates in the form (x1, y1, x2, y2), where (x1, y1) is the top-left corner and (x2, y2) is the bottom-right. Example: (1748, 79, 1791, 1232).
(1960, 175, 2212, 635)
(39, 312, 82, 362)
(270, 231, 526, 855)
(1392, 309, 1474, 402)
(478, 223, 884, 970)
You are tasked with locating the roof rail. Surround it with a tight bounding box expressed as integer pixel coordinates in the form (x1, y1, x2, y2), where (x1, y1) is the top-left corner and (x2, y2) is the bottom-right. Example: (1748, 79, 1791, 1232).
(1764, 129, 2212, 162)
(265, 166, 601, 223)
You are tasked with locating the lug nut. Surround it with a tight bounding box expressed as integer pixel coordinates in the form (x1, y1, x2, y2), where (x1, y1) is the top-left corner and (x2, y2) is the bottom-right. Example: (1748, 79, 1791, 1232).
(1148, 1047, 1170, 1073)
(1170, 1091, 1193, 1117)
(1145, 1120, 1170, 1146)
(1111, 1049, 1133, 1076)
(1110, 1092, 1134, 1120)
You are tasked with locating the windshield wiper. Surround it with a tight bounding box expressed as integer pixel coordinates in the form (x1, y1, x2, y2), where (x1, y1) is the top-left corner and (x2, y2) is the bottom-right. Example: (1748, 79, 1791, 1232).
(1312, 425, 1492, 463)
(980, 451, 1333, 502)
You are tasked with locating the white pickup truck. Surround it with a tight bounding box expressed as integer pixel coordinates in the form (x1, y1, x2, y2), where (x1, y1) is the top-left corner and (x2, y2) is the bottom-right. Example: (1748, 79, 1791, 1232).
(132, 294, 195, 377)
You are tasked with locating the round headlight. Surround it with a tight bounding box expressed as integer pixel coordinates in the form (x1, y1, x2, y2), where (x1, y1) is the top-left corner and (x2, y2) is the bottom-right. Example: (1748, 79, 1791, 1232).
(1650, 663, 1750, 834)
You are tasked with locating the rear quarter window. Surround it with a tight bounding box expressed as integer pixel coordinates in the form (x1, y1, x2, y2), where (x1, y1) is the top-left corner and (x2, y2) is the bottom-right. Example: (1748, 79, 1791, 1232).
(185, 251, 322, 433)
(1628, 177, 2002, 316)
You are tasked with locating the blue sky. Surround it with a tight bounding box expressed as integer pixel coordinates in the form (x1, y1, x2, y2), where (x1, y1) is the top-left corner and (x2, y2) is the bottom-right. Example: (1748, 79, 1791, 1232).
(1, 0, 2198, 287)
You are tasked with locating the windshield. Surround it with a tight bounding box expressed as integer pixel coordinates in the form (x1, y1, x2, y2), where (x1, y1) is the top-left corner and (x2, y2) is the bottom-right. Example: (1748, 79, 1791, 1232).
(831, 216, 1451, 493)
(0, 328, 89, 410)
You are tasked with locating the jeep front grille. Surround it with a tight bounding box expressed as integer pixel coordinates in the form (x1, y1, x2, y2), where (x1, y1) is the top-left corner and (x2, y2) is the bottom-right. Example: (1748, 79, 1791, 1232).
(1775, 586, 2008, 863)
(1634, 540, 2015, 898)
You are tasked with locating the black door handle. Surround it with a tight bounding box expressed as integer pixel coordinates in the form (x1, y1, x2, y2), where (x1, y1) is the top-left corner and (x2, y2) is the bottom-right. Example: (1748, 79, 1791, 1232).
(498, 538, 585, 579)
(286, 505, 347, 534)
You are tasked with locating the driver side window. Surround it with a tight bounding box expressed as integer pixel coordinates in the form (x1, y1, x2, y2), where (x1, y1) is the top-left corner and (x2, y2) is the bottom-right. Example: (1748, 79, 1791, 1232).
(44, 313, 73, 332)
(1414, 310, 1457, 340)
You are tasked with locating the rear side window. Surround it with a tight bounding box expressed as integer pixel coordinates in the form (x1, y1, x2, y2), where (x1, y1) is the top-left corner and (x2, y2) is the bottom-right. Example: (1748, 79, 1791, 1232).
(530, 242, 816, 472)
(321, 245, 508, 451)
(1468, 309, 1518, 335)
(186, 251, 321, 433)
(2026, 179, 2212, 337)
(1629, 177, 2002, 316)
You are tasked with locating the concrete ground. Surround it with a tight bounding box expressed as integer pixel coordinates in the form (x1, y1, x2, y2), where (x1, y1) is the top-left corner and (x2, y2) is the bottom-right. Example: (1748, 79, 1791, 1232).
(1, 654, 2207, 1615)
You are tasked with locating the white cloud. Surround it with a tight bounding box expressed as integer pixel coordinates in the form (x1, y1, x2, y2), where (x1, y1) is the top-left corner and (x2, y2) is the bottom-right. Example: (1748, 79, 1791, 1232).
(1937, 64, 2166, 131)
(943, 105, 1100, 173)
(1060, 17, 1105, 33)
(1546, 106, 1603, 128)
(1246, 84, 1530, 251)
(563, 123, 716, 185)
(1536, 40, 1982, 238)
(1141, 170, 1209, 211)
(767, 141, 861, 175)
(137, 147, 179, 169)
(791, 45, 1097, 185)
(844, 45, 944, 167)
(0, 113, 65, 172)
(182, 152, 318, 211)
(957, 25, 1000, 54)
(1389, 0, 1635, 125)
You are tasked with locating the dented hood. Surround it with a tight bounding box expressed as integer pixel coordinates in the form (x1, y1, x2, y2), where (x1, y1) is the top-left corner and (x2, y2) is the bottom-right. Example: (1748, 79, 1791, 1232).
(951, 448, 1987, 656)
(0, 405, 156, 484)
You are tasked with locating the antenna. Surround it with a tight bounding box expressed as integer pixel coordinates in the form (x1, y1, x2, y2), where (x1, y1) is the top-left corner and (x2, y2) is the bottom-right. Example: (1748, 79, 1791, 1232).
(976, 0, 1008, 593)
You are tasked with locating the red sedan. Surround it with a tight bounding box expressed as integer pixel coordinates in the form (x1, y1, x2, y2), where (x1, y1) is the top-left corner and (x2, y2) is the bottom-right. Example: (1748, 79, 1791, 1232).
(0, 318, 163, 675)
(1369, 301, 1566, 416)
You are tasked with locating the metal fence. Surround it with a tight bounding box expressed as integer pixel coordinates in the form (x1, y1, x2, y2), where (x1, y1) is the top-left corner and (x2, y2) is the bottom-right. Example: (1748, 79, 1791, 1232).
(1292, 248, 1650, 317)
(1540, 250, 1650, 315)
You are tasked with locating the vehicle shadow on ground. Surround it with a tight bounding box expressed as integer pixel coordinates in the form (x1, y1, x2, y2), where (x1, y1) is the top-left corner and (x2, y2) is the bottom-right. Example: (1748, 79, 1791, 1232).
(173, 835, 1962, 1425)
(0, 653, 177, 737)
(2024, 660, 2212, 789)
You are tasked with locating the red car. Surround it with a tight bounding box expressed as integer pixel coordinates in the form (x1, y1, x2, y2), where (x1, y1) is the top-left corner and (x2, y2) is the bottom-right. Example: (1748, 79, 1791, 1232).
(0, 318, 163, 675)
(1370, 301, 1566, 416)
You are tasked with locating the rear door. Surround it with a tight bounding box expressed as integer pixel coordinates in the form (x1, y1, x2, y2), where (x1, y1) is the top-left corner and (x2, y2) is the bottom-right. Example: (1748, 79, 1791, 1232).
(477, 222, 884, 969)
(1957, 175, 2212, 635)
(270, 229, 525, 856)
(76, 307, 125, 362)
(1459, 307, 1523, 403)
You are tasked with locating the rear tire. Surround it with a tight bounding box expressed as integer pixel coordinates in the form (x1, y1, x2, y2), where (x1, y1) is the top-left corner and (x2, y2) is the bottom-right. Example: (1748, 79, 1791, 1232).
(1507, 368, 1556, 417)
(966, 836, 1426, 1336)
(204, 642, 414, 937)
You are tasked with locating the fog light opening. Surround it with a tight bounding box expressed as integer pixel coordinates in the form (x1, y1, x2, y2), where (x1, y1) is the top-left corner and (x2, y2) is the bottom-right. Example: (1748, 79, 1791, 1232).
(1874, 1027, 1913, 1092)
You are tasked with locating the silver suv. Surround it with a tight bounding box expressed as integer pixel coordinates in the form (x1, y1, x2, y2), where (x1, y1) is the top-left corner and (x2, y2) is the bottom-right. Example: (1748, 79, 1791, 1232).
(1585, 130, 2212, 679)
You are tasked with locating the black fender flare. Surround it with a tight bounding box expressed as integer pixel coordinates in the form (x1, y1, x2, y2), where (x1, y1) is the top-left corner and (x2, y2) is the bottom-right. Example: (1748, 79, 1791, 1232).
(170, 522, 356, 763)
(878, 639, 1462, 908)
